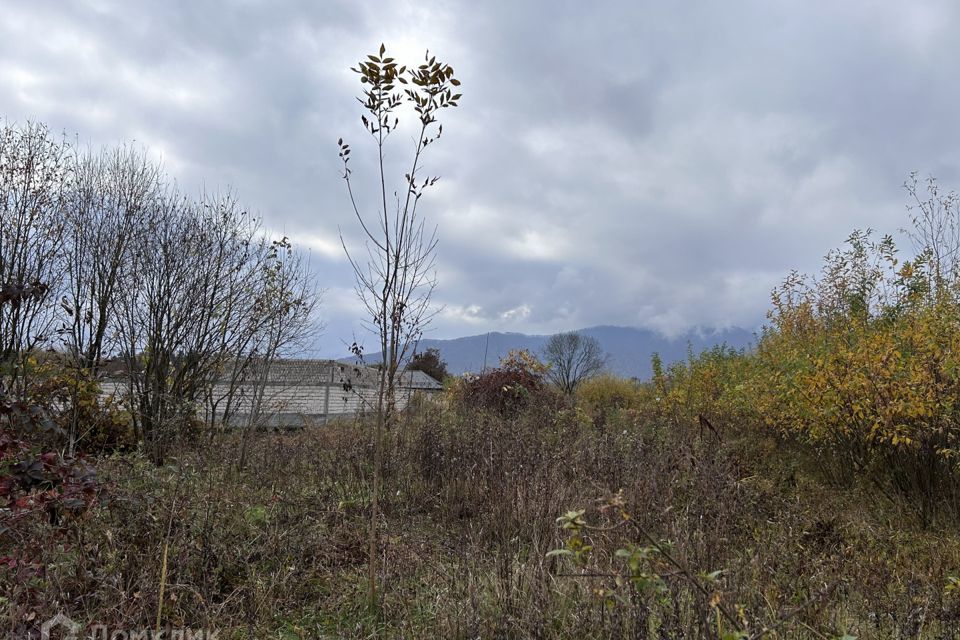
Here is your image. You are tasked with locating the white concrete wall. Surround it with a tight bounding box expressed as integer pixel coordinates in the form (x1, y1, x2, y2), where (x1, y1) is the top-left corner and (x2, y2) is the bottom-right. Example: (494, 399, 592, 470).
(101, 378, 429, 428)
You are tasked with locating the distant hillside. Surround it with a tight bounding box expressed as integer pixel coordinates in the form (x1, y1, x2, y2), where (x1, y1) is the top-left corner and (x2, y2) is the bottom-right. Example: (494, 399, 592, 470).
(347, 325, 755, 379)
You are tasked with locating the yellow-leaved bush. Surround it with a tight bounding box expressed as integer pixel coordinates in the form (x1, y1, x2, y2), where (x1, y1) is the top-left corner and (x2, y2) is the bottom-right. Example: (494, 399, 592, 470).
(755, 230, 960, 462)
(549, 178, 960, 521)
(659, 344, 758, 427)
(576, 374, 645, 413)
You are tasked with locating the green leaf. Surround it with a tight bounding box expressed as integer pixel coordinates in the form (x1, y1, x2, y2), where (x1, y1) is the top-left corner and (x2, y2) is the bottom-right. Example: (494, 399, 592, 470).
(244, 505, 269, 526)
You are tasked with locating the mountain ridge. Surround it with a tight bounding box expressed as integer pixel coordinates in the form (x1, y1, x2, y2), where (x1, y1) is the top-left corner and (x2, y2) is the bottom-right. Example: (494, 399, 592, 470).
(345, 325, 756, 380)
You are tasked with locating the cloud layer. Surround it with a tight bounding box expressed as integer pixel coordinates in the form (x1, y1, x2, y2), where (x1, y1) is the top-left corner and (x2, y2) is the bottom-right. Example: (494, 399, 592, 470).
(3, 0, 959, 353)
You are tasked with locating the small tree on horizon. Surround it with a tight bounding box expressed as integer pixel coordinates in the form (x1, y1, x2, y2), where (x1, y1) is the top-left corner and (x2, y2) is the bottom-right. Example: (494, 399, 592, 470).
(406, 347, 448, 382)
(542, 331, 607, 394)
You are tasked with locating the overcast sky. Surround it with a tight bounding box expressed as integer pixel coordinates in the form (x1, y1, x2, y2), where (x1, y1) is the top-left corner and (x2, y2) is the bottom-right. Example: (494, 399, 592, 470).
(2, 1, 958, 355)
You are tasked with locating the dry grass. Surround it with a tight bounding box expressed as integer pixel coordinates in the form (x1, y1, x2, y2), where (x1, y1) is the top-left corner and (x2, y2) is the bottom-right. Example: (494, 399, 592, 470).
(4, 395, 960, 638)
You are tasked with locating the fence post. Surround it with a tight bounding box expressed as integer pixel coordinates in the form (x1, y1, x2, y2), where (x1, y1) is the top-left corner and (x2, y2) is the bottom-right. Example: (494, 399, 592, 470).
(323, 361, 332, 424)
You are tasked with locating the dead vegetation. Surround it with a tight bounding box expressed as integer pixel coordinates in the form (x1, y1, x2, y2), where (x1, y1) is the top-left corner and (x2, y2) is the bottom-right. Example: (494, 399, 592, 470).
(5, 377, 960, 638)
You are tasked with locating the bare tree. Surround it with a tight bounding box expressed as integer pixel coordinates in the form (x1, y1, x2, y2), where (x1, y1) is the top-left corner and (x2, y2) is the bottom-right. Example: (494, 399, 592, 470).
(904, 172, 960, 293)
(112, 186, 195, 460)
(233, 237, 320, 469)
(58, 144, 161, 452)
(63, 144, 161, 375)
(0, 122, 70, 397)
(542, 331, 608, 394)
(338, 44, 461, 607)
(111, 189, 266, 461)
(111, 186, 322, 463)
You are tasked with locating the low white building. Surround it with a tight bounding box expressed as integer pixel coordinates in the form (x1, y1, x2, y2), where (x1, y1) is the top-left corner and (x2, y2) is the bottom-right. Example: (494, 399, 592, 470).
(103, 359, 443, 428)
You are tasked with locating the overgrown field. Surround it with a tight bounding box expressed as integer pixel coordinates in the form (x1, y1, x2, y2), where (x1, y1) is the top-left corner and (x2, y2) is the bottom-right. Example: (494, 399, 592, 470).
(8, 175, 960, 637)
(4, 374, 960, 639)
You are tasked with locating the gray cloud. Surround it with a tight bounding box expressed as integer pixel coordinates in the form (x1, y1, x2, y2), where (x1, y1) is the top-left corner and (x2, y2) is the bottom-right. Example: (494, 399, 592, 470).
(2, 0, 959, 353)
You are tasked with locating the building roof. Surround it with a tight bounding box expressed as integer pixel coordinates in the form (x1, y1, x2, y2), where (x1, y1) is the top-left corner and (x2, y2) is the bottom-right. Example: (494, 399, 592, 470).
(229, 359, 444, 390)
(332, 361, 443, 390)
(402, 369, 444, 390)
(260, 360, 443, 390)
(102, 357, 443, 391)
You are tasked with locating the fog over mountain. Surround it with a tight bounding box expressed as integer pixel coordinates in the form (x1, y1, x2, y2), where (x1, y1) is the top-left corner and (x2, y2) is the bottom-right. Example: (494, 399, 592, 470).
(351, 325, 755, 379)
